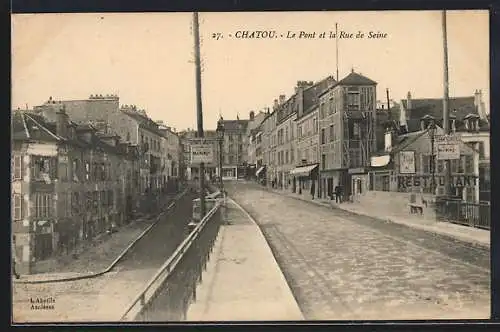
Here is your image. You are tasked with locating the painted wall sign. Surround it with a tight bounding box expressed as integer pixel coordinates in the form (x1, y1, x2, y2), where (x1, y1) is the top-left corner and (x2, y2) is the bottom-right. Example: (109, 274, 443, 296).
(397, 174, 478, 190)
(399, 151, 416, 174)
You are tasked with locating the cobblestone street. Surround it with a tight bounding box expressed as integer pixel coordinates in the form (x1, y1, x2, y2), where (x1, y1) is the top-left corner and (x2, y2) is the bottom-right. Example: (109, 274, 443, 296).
(225, 182, 490, 320)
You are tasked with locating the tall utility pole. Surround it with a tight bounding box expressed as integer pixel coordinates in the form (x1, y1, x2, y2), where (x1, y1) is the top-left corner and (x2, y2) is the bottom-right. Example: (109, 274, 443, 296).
(386, 88, 391, 121)
(442, 10, 452, 196)
(335, 23, 339, 81)
(193, 12, 206, 217)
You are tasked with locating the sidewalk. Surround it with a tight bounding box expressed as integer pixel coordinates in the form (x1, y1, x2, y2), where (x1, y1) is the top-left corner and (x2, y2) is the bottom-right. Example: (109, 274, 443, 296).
(186, 198, 304, 321)
(262, 185, 490, 248)
(15, 190, 184, 283)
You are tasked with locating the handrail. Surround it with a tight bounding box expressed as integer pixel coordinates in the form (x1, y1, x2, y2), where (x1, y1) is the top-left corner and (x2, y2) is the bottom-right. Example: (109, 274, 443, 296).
(120, 199, 222, 321)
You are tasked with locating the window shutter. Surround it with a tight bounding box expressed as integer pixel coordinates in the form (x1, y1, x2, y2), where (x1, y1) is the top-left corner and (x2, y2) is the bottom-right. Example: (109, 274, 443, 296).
(50, 158, 57, 178)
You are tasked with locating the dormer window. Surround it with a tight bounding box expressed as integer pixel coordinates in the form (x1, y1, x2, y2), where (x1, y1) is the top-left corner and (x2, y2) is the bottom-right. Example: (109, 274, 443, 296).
(420, 115, 435, 131)
(464, 114, 480, 132)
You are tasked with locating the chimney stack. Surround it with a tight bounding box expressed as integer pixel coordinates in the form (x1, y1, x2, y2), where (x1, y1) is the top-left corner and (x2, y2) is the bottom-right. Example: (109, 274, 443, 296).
(279, 95, 286, 105)
(406, 91, 412, 110)
(474, 89, 481, 109)
(249, 111, 255, 121)
(56, 105, 69, 138)
(273, 99, 279, 110)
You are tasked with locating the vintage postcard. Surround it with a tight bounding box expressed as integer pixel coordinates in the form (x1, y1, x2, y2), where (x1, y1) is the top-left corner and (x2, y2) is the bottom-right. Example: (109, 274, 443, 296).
(11, 10, 490, 323)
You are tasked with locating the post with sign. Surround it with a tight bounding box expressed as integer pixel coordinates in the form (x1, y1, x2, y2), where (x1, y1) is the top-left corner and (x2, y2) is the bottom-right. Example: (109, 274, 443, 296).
(435, 134, 460, 198)
(193, 12, 206, 219)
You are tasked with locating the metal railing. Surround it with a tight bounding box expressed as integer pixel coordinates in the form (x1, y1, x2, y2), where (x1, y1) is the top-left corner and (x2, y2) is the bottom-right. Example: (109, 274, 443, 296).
(434, 197, 491, 230)
(121, 199, 223, 321)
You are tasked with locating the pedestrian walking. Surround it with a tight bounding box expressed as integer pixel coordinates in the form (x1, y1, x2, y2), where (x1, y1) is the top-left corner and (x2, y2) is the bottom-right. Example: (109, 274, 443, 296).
(310, 181, 316, 200)
(335, 185, 342, 203)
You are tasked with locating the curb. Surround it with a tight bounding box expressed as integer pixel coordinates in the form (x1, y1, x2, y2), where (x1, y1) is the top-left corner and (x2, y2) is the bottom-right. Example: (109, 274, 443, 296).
(14, 188, 189, 284)
(227, 197, 306, 321)
(265, 187, 490, 250)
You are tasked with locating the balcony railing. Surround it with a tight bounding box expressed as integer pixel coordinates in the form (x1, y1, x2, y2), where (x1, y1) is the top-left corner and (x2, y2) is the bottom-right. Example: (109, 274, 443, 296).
(434, 197, 490, 230)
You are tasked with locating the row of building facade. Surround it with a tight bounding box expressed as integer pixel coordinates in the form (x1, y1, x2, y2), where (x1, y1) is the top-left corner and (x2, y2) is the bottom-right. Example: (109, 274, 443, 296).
(12, 94, 182, 274)
(230, 70, 490, 206)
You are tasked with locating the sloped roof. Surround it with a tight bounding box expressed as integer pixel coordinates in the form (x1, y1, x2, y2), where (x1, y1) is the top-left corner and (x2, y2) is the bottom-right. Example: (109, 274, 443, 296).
(222, 119, 249, 132)
(12, 111, 132, 156)
(122, 109, 165, 136)
(302, 76, 336, 115)
(12, 111, 61, 142)
(318, 71, 377, 99)
(391, 130, 428, 155)
(402, 97, 476, 121)
(337, 71, 377, 86)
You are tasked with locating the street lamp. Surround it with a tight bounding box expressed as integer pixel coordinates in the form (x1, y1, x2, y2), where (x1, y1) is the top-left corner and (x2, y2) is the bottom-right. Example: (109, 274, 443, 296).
(427, 119, 437, 195)
(216, 117, 225, 196)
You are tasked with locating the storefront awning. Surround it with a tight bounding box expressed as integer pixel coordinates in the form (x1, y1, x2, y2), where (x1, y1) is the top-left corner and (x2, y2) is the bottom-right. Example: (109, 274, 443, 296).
(370, 155, 391, 167)
(290, 164, 318, 177)
(256, 166, 266, 176)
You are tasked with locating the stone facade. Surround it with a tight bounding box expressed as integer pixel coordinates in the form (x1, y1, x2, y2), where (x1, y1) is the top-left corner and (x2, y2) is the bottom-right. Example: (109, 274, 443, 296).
(12, 110, 140, 274)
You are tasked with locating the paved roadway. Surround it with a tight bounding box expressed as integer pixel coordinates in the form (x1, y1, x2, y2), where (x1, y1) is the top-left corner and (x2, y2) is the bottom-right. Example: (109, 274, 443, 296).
(225, 182, 490, 320)
(13, 190, 197, 322)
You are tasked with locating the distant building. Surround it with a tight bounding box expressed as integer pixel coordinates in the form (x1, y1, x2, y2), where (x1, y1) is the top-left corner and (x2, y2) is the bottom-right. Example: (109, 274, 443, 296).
(157, 121, 181, 188)
(34, 95, 172, 194)
(219, 118, 249, 180)
(318, 71, 377, 200)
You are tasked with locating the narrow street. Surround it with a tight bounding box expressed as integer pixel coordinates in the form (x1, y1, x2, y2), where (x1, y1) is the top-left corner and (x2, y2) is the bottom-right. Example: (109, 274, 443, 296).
(13, 191, 197, 322)
(225, 182, 490, 320)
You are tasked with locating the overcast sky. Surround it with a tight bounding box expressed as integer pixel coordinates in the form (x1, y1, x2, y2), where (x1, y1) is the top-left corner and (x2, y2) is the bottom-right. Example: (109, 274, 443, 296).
(12, 10, 489, 131)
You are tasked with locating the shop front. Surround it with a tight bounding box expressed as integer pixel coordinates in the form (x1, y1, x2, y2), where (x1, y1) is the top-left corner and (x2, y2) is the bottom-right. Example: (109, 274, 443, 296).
(349, 167, 370, 202)
(290, 163, 319, 195)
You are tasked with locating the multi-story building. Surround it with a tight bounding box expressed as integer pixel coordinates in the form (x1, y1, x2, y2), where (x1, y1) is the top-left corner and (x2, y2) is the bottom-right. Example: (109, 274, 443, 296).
(34, 96, 168, 194)
(157, 121, 181, 189)
(318, 71, 377, 200)
(11, 108, 139, 274)
(262, 109, 278, 185)
(245, 110, 267, 178)
(219, 118, 249, 180)
(275, 94, 297, 190)
(119, 105, 165, 194)
(290, 77, 336, 197)
(388, 90, 490, 203)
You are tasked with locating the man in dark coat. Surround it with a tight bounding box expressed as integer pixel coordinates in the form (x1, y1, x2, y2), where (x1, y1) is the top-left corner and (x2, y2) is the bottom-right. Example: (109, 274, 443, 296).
(335, 185, 342, 203)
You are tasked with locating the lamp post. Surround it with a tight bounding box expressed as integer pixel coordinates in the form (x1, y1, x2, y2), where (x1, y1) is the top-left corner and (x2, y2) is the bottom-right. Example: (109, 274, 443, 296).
(216, 117, 225, 196)
(427, 120, 437, 195)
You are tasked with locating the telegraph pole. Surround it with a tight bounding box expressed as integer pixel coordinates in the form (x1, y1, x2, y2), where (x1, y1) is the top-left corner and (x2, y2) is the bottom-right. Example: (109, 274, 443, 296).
(335, 23, 339, 81)
(386, 88, 391, 121)
(442, 10, 452, 196)
(193, 12, 206, 217)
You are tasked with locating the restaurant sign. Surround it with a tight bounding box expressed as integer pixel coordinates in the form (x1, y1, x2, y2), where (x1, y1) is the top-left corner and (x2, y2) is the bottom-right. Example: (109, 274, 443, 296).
(397, 174, 478, 190)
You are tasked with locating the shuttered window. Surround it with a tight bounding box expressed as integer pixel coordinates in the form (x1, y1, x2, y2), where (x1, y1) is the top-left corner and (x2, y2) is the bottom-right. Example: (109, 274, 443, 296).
(13, 194, 22, 220)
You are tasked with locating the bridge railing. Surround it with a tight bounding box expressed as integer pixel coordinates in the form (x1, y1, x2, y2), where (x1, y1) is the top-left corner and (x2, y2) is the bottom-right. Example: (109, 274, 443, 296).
(435, 197, 491, 230)
(121, 199, 223, 321)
